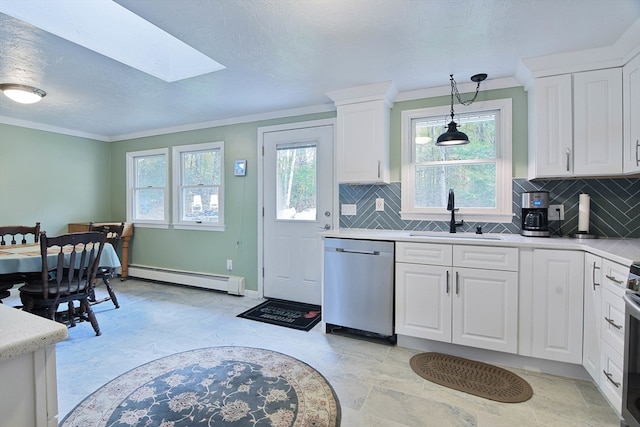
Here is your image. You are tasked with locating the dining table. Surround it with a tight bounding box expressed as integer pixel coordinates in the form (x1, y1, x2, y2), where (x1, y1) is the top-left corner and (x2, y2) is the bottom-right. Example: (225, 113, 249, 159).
(0, 242, 121, 278)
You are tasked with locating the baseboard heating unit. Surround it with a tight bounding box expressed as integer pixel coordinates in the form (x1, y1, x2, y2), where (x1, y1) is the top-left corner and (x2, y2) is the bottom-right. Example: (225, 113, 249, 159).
(128, 265, 245, 296)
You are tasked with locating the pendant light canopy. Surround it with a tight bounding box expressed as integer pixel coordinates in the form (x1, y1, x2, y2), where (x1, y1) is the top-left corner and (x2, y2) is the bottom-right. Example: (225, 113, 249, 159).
(0, 83, 47, 104)
(436, 73, 487, 146)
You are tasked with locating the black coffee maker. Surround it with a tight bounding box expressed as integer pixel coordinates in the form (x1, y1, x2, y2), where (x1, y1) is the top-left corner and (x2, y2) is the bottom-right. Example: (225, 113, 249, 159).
(521, 191, 550, 237)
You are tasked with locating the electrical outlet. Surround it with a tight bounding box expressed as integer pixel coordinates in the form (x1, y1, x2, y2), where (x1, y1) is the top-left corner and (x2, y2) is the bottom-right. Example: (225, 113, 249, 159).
(341, 204, 357, 216)
(548, 204, 565, 221)
(375, 198, 385, 211)
(226, 259, 233, 271)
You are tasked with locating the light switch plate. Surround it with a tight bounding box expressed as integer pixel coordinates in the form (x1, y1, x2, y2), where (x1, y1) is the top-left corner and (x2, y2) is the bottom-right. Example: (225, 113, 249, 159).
(341, 204, 357, 216)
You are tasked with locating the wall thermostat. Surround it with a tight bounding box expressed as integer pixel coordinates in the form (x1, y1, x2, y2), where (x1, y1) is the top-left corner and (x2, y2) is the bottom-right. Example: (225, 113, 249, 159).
(234, 160, 247, 176)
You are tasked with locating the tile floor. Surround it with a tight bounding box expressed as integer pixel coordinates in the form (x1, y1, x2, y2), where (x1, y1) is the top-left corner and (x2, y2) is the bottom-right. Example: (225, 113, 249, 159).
(7, 279, 622, 426)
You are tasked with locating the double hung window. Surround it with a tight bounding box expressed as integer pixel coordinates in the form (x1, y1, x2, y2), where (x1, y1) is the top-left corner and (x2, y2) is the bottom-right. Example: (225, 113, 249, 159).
(126, 148, 169, 227)
(401, 99, 513, 223)
(172, 142, 224, 230)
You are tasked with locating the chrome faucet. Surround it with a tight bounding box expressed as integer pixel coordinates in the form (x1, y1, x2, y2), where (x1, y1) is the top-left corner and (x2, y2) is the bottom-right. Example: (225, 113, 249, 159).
(447, 189, 464, 233)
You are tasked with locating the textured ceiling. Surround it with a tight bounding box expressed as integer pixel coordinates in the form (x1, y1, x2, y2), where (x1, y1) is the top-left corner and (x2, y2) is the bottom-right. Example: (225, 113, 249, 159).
(0, 0, 639, 141)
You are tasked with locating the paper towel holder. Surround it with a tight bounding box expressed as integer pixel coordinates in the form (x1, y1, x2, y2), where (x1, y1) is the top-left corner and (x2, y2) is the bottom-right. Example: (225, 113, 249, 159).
(571, 193, 598, 239)
(571, 231, 599, 240)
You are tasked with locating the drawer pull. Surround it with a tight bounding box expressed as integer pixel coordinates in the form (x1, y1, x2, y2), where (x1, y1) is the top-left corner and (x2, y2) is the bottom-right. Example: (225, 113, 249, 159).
(603, 370, 620, 388)
(605, 274, 624, 285)
(605, 317, 622, 330)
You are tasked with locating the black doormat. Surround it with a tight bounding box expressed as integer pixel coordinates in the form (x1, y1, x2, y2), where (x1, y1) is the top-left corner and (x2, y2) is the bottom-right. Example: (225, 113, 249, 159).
(237, 299, 322, 331)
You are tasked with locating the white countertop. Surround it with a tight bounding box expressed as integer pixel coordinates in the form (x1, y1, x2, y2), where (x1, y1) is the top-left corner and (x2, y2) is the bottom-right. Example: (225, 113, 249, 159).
(321, 229, 640, 267)
(0, 304, 67, 362)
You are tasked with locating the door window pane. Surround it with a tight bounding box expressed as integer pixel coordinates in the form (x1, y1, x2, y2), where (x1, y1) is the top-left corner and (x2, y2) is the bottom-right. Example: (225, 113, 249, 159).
(276, 144, 317, 220)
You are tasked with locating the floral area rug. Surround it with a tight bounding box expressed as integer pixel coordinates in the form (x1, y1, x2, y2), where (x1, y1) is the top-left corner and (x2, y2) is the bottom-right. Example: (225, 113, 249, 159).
(61, 347, 341, 427)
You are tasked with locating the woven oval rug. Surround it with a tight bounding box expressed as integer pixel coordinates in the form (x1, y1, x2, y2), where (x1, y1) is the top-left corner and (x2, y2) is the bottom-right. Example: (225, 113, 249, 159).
(61, 347, 340, 426)
(410, 352, 533, 403)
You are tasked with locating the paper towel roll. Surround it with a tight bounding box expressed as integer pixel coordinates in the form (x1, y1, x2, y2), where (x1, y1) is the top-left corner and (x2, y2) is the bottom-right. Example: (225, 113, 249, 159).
(578, 194, 590, 232)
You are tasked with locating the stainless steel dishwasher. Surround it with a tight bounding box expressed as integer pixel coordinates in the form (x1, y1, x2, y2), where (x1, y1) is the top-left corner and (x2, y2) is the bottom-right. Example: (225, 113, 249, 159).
(323, 238, 395, 342)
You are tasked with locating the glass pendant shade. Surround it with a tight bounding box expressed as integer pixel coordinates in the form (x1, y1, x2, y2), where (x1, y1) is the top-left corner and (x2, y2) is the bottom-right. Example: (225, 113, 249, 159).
(436, 121, 470, 146)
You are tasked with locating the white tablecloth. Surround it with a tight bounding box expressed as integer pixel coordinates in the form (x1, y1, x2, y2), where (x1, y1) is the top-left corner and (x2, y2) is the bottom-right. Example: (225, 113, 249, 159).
(0, 243, 121, 275)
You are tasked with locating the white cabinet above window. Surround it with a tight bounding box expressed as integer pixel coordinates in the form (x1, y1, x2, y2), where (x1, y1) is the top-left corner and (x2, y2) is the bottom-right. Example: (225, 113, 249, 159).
(528, 68, 623, 179)
(327, 81, 398, 184)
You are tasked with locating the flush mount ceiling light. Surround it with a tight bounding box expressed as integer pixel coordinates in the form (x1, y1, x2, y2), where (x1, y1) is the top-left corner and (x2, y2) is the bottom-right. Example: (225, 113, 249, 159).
(0, 0, 225, 82)
(436, 73, 487, 146)
(0, 83, 46, 104)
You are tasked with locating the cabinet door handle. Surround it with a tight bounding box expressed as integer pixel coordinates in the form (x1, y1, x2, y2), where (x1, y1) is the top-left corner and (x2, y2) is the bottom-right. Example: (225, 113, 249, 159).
(446, 270, 450, 294)
(455, 271, 460, 295)
(592, 262, 600, 290)
(605, 274, 624, 285)
(565, 148, 571, 171)
(636, 139, 639, 166)
(377, 161, 381, 178)
(603, 370, 620, 388)
(605, 317, 623, 330)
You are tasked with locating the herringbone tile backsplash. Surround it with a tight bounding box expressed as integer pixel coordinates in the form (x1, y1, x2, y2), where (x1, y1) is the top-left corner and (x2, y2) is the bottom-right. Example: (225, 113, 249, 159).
(339, 178, 640, 238)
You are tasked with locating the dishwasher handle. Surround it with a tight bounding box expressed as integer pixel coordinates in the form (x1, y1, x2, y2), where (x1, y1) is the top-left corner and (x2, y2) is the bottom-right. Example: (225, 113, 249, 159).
(335, 248, 381, 256)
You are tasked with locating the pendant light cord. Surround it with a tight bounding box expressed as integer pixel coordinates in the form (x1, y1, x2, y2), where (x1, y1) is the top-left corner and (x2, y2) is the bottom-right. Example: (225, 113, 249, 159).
(450, 74, 483, 107)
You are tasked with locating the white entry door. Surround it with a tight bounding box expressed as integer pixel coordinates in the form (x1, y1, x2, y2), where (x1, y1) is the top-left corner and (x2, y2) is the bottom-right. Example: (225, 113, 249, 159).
(262, 123, 334, 305)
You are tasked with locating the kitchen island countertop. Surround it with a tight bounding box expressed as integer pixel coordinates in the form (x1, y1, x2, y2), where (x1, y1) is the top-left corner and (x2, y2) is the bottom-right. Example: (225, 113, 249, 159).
(0, 304, 67, 362)
(321, 228, 640, 267)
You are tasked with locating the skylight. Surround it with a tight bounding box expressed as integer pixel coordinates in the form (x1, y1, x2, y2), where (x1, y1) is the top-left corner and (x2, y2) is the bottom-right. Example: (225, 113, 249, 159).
(0, 0, 225, 82)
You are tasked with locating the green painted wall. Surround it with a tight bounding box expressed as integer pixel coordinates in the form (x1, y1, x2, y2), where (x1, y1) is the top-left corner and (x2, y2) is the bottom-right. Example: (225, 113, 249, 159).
(0, 86, 526, 293)
(0, 124, 112, 235)
(389, 86, 529, 180)
(109, 112, 334, 292)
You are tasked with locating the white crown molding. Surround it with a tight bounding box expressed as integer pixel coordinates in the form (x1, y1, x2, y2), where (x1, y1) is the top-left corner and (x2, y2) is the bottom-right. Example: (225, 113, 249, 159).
(0, 115, 110, 141)
(516, 17, 640, 88)
(326, 80, 399, 106)
(395, 76, 521, 102)
(109, 103, 336, 141)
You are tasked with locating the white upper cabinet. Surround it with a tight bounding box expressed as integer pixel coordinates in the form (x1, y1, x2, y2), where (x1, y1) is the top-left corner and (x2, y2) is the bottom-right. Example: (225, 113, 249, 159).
(573, 69, 623, 175)
(528, 74, 573, 178)
(623, 54, 640, 174)
(528, 68, 623, 179)
(327, 81, 398, 184)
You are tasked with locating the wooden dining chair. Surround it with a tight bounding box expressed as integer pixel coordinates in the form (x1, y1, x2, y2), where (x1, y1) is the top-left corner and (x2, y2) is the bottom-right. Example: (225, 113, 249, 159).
(18, 231, 106, 336)
(88, 222, 125, 308)
(0, 222, 41, 303)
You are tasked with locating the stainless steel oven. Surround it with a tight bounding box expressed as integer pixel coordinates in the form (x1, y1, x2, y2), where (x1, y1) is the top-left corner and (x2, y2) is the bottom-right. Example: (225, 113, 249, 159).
(623, 262, 640, 427)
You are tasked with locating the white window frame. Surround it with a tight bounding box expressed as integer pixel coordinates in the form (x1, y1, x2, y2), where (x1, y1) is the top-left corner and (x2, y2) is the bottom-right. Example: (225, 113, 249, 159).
(400, 98, 513, 223)
(172, 141, 225, 231)
(126, 148, 170, 228)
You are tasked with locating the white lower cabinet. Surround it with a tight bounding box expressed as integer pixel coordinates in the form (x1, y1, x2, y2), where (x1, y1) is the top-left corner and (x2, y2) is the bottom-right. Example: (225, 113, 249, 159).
(583, 253, 602, 382)
(395, 242, 518, 354)
(597, 258, 628, 414)
(531, 249, 584, 364)
(600, 340, 624, 413)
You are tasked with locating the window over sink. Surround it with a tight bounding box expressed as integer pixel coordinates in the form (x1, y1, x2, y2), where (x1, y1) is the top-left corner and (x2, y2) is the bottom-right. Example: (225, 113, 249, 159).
(400, 98, 513, 223)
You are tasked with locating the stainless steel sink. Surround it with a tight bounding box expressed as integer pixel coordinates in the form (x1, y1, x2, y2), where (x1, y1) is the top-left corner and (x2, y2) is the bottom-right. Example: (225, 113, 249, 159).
(408, 231, 503, 240)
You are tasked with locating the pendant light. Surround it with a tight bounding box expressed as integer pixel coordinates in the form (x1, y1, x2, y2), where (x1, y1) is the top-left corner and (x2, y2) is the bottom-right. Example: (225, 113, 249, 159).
(0, 83, 47, 104)
(436, 73, 487, 146)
